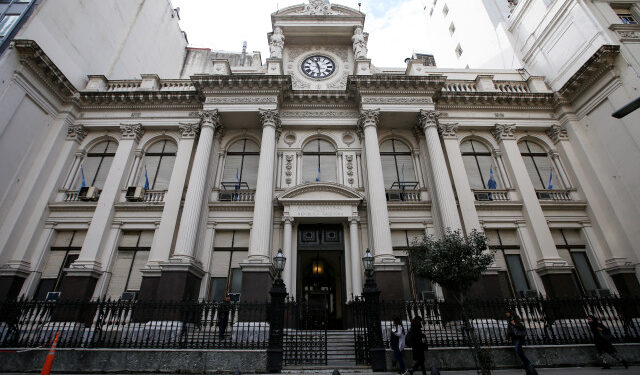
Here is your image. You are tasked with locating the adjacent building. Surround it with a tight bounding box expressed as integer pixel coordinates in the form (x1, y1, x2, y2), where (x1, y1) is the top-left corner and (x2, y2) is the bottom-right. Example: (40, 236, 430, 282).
(0, 0, 639, 330)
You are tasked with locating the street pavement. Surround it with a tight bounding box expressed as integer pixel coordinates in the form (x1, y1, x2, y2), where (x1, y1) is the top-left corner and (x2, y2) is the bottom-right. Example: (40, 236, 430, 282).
(4, 367, 637, 375)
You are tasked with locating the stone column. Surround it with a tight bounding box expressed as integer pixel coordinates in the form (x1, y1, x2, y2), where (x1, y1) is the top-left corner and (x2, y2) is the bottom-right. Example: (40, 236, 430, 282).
(417, 110, 462, 232)
(548, 124, 640, 295)
(358, 110, 403, 301)
(358, 110, 394, 260)
(126, 150, 144, 187)
(62, 124, 143, 301)
(62, 150, 86, 190)
(241, 110, 281, 302)
(493, 124, 577, 298)
(494, 150, 512, 189)
(157, 111, 221, 302)
(282, 216, 293, 293)
(349, 216, 363, 297)
(139, 122, 199, 301)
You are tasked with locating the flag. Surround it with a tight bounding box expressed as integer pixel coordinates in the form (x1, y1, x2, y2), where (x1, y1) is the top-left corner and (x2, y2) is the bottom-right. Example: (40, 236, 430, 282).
(316, 165, 321, 182)
(487, 166, 497, 190)
(547, 169, 553, 190)
(144, 165, 150, 190)
(78, 166, 86, 194)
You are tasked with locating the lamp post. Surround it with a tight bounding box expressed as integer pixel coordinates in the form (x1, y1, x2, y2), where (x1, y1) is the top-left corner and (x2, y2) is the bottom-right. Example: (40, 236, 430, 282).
(362, 249, 386, 371)
(267, 249, 287, 373)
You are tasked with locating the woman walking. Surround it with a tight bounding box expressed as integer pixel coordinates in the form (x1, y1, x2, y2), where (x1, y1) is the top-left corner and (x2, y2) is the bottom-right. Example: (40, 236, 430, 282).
(408, 316, 428, 375)
(505, 310, 535, 373)
(588, 315, 628, 369)
(390, 316, 408, 375)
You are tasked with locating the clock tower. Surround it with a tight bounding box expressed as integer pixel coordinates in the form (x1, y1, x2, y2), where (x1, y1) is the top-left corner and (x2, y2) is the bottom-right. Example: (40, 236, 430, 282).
(266, 0, 371, 90)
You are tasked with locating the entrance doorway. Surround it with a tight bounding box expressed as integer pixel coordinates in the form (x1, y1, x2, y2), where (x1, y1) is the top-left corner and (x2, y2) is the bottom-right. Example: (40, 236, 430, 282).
(297, 224, 346, 329)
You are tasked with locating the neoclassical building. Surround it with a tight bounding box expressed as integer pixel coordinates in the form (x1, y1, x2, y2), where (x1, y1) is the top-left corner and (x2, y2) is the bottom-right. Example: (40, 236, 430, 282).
(0, 1, 639, 326)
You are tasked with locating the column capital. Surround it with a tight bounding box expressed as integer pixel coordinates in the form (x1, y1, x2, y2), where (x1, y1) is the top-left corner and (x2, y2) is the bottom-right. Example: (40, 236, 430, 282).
(491, 123, 516, 142)
(66, 124, 88, 143)
(417, 109, 440, 131)
(258, 109, 282, 129)
(120, 123, 144, 143)
(547, 124, 568, 144)
(349, 215, 361, 224)
(199, 110, 222, 130)
(178, 122, 201, 139)
(358, 109, 380, 131)
(438, 122, 459, 139)
(282, 216, 294, 224)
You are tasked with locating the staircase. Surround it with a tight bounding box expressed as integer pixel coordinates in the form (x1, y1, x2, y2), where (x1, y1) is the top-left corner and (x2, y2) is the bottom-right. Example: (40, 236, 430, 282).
(326, 330, 356, 366)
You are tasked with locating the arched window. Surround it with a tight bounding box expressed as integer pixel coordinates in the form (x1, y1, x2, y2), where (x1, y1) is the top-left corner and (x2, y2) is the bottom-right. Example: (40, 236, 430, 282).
(380, 139, 417, 189)
(461, 139, 497, 189)
(302, 139, 336, 183)
(518, 140, 563, 190)
(76, 140, 117, 189)
(221, 139, 260, 189)
(139, 140, 177, 190)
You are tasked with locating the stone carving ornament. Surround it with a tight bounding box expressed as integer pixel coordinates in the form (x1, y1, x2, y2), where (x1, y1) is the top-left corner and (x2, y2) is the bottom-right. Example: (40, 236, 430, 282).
(178, 123, 200, 139)
(417, 109, 440, 130)
(345, 154, 355, 185)
(546, 124, 568, 144)
(352, 26, 368, 59)
(66, 124, 88, 143)
(438, 123, 459, 138)
(269, 27, 285, 59)
(303, 0, 334, 15)
(199, 110, 222, 130)
(285, 154, 294, 185)
(491, 124, 517, 141)
(120, 123, 144, 142)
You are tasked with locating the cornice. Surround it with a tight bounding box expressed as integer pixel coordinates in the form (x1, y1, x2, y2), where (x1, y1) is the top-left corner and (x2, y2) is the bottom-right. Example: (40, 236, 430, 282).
(191, 74, 292, 92)
(278, 182, 365, 201)
(555, 45, 620, 105)
(347, 75, 446, 93)
(78, 91, 201, 109)
(436, 91, 555, 109)
(12, 39, 78, 102)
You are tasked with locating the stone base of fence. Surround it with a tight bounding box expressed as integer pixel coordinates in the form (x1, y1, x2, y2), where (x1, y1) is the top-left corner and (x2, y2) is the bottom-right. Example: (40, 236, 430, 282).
(0, 348, 267, 374)
(387, 344, 640, 371)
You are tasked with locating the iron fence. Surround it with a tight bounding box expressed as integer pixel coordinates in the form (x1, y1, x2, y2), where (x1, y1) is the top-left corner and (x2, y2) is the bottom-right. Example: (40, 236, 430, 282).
(282, 298, 328, 366)
(0, 299, 269, 349)
(379, 296, 640, 348)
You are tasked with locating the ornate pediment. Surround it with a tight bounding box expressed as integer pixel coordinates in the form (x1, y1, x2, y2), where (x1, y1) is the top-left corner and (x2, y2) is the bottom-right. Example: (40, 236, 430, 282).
(274, 1, 362, 17)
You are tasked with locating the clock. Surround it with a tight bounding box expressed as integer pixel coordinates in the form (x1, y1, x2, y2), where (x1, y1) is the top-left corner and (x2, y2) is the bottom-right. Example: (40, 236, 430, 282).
(301, 55, 335, 79)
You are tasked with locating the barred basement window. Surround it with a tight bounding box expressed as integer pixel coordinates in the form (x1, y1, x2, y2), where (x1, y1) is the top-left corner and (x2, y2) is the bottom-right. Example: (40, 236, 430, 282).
(139, 140, 177, 190)
(105, 231, 153, 299)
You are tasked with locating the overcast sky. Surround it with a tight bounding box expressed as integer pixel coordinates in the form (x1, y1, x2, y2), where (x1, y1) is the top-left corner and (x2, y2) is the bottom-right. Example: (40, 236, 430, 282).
(171, 0, 431, 67)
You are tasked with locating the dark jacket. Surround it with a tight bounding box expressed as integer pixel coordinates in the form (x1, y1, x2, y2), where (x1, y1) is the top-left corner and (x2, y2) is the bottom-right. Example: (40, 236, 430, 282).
(588, 318, 616, 354)
(408, 323, 427, 360)
(506, 314, 526, 342)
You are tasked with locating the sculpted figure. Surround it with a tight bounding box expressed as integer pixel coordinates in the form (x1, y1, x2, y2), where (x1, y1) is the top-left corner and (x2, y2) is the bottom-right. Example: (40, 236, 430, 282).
(304, 0, 332, 15)
(352, 26, 368, 59)
(269, 27, 285, 59)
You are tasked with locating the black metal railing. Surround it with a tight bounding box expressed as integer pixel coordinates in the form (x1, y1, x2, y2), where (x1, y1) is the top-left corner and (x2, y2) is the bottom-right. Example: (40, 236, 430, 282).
(282, 298, 328, 366)
(379, 296, 640, 348)
(0, 299, 269, 349)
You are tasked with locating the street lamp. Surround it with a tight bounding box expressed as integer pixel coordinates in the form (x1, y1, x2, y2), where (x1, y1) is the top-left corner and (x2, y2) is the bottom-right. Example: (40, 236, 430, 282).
(267, 249, 287, 373)
(360, 248, 386, 371)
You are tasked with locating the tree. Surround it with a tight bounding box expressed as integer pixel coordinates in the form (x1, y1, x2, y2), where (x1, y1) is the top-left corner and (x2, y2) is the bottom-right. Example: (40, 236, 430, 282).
(407, 228, 495, 374)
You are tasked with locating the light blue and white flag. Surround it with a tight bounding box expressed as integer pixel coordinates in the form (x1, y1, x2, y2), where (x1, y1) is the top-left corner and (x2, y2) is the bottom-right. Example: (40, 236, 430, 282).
(547, 169, 553, 190)
(316, 165, 321, 182)
(144, 165, 150, 190)
(487, 166, 497, 190)
(78, 166, 86, 194)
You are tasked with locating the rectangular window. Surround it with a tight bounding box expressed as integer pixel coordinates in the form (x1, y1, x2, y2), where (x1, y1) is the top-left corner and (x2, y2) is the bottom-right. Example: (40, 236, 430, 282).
(105, 231, 153, 299)
(613, 7, 638, 24)
(210, 230, 249, 300)
(0, 14, 19, 38)
(392, 230, 432, 300)
(552, 228, 601, 296)
(486, 229, 531, 297)
(34, 230, 86, 299)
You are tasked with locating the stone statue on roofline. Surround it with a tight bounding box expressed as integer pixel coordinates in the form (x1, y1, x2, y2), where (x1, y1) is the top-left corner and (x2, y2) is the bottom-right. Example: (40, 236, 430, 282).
(269, 27, 285, 59)
(352, 26, 368, 59)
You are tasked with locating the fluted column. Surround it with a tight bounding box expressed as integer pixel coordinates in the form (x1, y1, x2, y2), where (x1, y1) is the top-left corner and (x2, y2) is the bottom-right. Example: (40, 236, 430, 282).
(439, 122, 481, 233)
(248, 110, 281, 262)
(282, 216, 293, 292)
(358, 110, 393, 260)
(349, 216, 363, 297)
(172, 111, 221, 260)
(418, 110, 462, 232)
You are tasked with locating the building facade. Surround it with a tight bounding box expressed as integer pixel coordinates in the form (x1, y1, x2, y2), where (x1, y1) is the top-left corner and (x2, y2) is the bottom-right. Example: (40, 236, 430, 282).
(0, 0, 639, 326)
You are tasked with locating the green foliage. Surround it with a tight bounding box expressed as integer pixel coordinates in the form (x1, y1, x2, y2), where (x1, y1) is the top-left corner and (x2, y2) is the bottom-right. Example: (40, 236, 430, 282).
(407, 228, 494, 304)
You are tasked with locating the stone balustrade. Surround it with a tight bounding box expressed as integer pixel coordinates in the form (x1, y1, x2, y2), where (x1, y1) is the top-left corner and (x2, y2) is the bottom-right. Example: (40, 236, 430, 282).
(443, 81, 478, 92)
(385, 189, 422, 202)
(494, 81, 530, 93)
(473, 189, 510, 202)
(217, 189, 256, 202)
(536, 189, 572, 201)
(143, 190, 166, 203)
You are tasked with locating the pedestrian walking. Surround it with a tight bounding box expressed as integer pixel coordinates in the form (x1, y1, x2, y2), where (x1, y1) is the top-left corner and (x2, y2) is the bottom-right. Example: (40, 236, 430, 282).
(407, 316, 428, 375)
(217, 295, 231, 341)
(390, 316, 408, 375)
(587, 315, 629, 369)
(505, 310, 536, 374)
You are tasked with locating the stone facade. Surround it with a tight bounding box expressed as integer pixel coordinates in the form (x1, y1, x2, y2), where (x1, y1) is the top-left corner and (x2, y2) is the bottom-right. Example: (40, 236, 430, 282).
(0, 0, 638, 309)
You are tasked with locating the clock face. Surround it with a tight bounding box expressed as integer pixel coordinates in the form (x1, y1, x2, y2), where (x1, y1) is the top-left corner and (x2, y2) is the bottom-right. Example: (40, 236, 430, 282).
(301, 55, 336, 79)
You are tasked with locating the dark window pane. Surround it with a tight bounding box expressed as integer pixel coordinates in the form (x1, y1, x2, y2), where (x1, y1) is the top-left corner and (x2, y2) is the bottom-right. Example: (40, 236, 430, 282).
(210, 278, 227, 301)
(34, 279, 56, 300)
(505, 254, 529, 293)
(572, 252, 599, 292)
(230, 269, 242, 294)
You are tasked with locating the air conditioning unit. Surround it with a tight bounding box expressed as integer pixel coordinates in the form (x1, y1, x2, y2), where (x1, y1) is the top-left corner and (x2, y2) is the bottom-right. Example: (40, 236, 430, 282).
(536, 191, 552, 200)
(78, 186, 99, 201)
(121, 291, 138, 301)
(590, 289, 611, 298)
(519, 290, 539, 298)
(387, 192, 402, 202)
(45, 292, 60, 301)
(219, 192, 234, 201)
(421, 291, 437, 300)
(474, 192, 493, 201)
(125, 186, 145, 201)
